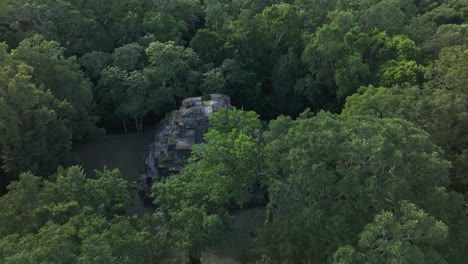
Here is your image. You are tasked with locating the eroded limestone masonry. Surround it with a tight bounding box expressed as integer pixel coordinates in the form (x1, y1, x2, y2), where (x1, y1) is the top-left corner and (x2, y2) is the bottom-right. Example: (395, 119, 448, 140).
(139, 94, 232, 200)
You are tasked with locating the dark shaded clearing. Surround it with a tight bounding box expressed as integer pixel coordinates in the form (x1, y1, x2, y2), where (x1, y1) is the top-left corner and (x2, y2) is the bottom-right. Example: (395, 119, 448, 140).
(73, 132, 154, 215)
(73, 133, 153, 180)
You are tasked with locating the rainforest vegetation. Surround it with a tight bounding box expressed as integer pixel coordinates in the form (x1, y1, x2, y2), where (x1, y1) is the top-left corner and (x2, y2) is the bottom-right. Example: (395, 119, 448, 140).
(0, 0, 467, 263)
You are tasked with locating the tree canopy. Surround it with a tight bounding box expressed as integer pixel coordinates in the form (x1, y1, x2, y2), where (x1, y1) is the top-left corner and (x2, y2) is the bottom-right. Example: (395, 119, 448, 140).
(252, 112, 467, 263)
(0, 0, 467, 263)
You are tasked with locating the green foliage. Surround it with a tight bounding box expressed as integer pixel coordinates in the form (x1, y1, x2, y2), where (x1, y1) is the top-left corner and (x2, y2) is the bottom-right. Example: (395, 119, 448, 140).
(79, 216, 174, 263)
(343, 44, 468, 206)
(343, 85, 468, 191)
(143, 12, 186, 43)
(300, 24, 356, 108)
(146, 0, 202, 26)
(257, 3, 302, 52)
(1, 0, 468, 262)
(332, 202, 449, 264)
(0, 166, 175, 263)
(0, 0, 465, 120)
(343, 84, 468, 208)
(202, 68, 226, 94)
(359, 0, 415, 35)
(204, 0, 228, 30)
(377, 60, 424, 87)
(0, 222, 80, 264)
(96, 66, 129, 122)
(0, 65, 73, 178)
(425, 45, 468, 93)
(4, 35, 99, 139)
(112, 43, 145, 72)
(335, 52, 370, 98)
(0, 166, 129, 237)
(201, 59, 261, 111)
(269, 50, 306, 116)
(97, 65, 151, 132)
(79, 51, 112, 79)
(189, 29, 225, 65)
(153, 109, 263, 262)
(144, 41, 203, 112)
(154, 164, 229, 262)
(252, 112, 466, 263)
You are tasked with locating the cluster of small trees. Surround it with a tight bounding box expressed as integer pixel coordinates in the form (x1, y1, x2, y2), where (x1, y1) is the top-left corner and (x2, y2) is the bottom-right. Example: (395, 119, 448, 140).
(0, 166, 175, 263)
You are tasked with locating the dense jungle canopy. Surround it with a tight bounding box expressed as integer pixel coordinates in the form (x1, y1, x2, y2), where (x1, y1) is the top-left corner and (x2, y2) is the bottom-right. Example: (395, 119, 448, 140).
(0, 0, 467, 263)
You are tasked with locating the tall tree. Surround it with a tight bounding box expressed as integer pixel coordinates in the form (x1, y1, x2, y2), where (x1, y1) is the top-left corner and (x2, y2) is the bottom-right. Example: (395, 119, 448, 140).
(5, 35, 99, 139)
(201, 59, 261, 112)
(252, 112, 467, 263)
(0, 63, 73, 179)
(112, 43, 145, 72)
(332, 202, 449, 264)
(144, 41, 203, 113)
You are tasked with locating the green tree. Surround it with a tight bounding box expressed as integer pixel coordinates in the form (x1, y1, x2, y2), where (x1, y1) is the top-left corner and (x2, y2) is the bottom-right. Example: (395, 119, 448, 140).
(252, 112, 467, 263)
(342, 85, 468, 187)
(189, 29, 225, 65)
(78, 51, 112, 79)
(145, 0, 202, 39)
(256, 3, 302, 53)
(201, 68, 226, 94)
(0, 165, 176, 263)
(6, 35, 99, 139)
(425, 45, 467, 93)
(377, 60, 424, 87)
(0, 166, 129, 236)
(224, 10, 266, 77)
(142, 12, 186, 43)
(97, 66, 150, 133)
(121, 70, 151, 133)
(300, 24, 348, 110)
(0, 222, 80, 264)
(144, 41, 203, 113)
(269, 49, 306, 117)
(294, 0, 338, 30)
(79, 215, 174, 263)
(112, 43, 145, 72)
(0, 64, 73, 179)
(48, 7, 112, 55)
(204, 0, 228, 31)
(201, 59, 261, 112)
(343, 45, 468, 200)
(96, 66, 131, 132)
(420, 21, 468, 57)
(359, 0, 416, 35)
(153, 109, 263, 263)
(335, 52, 370, 98)
(332, 202, 449, 264)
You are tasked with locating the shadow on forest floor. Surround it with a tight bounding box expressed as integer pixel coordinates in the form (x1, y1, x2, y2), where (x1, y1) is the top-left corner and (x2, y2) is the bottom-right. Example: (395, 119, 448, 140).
(73, 132, 154, 216)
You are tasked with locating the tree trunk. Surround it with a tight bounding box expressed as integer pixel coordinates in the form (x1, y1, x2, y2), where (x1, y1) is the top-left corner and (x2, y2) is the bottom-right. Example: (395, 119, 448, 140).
(139, 116, 143, 132)
(134, 117, 140, 133)
(122, 119, 128, 134)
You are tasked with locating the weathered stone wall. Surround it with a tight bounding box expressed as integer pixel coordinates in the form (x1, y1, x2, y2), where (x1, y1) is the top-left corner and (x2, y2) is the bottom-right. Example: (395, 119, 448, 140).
(138, 94, 232, 199)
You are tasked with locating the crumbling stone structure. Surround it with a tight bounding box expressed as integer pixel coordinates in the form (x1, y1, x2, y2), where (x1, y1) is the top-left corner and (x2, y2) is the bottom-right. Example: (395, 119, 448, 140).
(139, 94, 232, 200)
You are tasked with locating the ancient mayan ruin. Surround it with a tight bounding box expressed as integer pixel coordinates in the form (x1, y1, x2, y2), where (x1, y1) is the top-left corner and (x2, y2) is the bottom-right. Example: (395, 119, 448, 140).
(139, 94, 232, 200)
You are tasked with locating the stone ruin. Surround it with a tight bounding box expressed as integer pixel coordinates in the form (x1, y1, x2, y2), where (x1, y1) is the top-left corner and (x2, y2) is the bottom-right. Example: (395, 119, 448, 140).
(138, 94, 232, 200)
